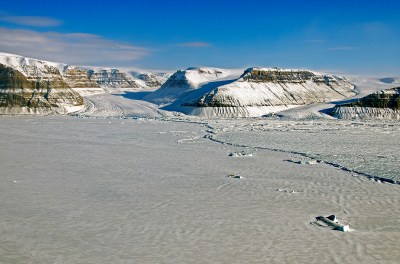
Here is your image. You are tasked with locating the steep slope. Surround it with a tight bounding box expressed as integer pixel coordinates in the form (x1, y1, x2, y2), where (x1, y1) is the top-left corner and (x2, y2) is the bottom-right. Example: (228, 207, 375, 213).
(0, 64, 84, 114)
(63, 66, 169, 89)
(130, 72, 172, 89)
(162, 67, 355, 117)
(0, 52, 170, 115)
(85, 68, 140, 88)
(331, 87, 400, 120)
(62, 66, 99, 88)
(0, 53, 170, 89)
(0, 53, 70, 87)
(144, 67, 230, 104)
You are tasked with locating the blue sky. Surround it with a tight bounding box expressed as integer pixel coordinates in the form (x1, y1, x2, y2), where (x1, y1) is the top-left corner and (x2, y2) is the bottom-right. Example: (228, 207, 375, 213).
(0, 0, 399, 74)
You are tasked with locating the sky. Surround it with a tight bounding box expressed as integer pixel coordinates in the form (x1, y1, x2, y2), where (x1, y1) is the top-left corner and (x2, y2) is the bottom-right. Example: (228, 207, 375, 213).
(0, 0, 399, 75)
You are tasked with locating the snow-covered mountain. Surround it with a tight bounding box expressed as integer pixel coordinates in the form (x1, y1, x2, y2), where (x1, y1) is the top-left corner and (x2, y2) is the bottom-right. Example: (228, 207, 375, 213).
(331, 87, 400, 120)
(144, 67, 231, 105)
(0, 52, 359, 117)
(76, 68, 171, 89)
(0, 52, 170, 115)
(0, 53, 83, 114)
(130, 71, 172, 89)
(0, 53, 170, 89)
(153, 67, 355, 117)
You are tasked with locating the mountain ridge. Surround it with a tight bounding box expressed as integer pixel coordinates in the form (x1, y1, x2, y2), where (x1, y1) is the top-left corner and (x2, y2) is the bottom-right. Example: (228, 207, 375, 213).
(0, 52, 170, 115)
(0, 52, 171, 89)
(155, 67, 356, 117)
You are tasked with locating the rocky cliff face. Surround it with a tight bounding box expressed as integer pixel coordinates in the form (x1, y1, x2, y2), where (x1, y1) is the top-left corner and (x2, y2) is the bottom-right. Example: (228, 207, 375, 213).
(0, 64, 84, 114)
(241, 68, 316, 83)
(130, 72, 172, 88)
(63, 67, 170, 89)
(160, 67, 355, 117)
(63, 66, 99, 88)
(331, 87, 400, 120)
(85, 69, 139, 88)
(0, 52, 170, 114)
(0, 52, 170, 89)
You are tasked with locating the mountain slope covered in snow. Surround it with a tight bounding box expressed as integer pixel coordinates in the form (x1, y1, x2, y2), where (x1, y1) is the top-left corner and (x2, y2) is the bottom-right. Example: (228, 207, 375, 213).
(331, 87, 400, 120)
(0, 52, 170, 114)
(0, 55, 84, 114)
(155, 67, 355, 117)
(0, 53, 170, 90)
(144, 67, 231, 105)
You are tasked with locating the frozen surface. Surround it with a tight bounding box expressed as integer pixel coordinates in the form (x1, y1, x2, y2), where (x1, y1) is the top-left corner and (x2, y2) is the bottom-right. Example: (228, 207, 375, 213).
(73, 91, 174, 118)
(211, 119, 400, 183)
(344, 75, 400, 97)
(0, 116, 399, 263)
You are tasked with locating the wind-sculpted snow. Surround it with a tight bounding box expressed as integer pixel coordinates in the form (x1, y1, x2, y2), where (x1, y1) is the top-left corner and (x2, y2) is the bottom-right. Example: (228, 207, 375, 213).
(153, 67, 355, 117)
